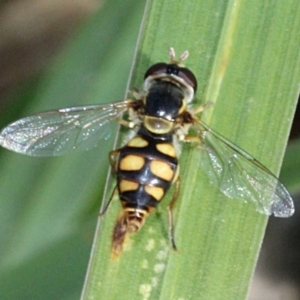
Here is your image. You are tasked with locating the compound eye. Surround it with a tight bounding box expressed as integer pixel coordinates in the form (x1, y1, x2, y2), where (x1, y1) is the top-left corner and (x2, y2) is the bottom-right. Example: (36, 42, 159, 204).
(178, 68, 198, 92)
(144, 62, 168, 79)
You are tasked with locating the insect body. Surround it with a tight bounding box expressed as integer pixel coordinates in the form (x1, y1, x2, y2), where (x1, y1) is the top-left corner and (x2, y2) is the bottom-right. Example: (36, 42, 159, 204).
(0, 48, 294, 255)
(106, 51, 198, 254)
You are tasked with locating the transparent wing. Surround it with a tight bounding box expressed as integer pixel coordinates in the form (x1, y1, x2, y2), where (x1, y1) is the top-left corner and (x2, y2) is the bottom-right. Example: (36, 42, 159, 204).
(0, 101, 130, 156)
(195, 120, 294, 217)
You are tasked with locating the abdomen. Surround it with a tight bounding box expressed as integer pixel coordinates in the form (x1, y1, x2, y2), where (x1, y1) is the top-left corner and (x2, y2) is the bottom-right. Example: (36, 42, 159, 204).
(117, 131, 178, 212)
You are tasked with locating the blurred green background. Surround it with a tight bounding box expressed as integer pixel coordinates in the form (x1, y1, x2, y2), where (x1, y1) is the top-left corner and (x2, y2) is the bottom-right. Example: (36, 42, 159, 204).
(0, 0, 146, 299)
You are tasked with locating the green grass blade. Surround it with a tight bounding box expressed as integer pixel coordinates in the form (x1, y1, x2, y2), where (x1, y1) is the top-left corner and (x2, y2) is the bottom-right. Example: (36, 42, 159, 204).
(82, 0, 300, 299)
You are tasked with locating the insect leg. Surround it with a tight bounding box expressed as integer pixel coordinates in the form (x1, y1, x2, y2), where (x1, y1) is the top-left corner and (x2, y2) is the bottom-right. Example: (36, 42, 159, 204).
(117, 118, 135, 129)
(109, 149, 120, 174)
(182, 135, 201, 143)
(183, 135, 211, 152)
(99, 184, 118, 217)
(167, 176, 181, 251)
(191, 102, 213, 115)
(99, 149, 121, 217)
(132, 87, 143, 99)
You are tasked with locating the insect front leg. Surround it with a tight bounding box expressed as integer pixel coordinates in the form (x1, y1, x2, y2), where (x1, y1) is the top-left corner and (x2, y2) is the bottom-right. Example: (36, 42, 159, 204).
(117, 118, 136, 129)
(117, 100, 143, 130)
(191, 102, 214, 115)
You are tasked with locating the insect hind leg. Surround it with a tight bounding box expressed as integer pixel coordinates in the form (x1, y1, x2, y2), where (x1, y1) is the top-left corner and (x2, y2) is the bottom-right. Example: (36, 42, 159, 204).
(99, 149, 122, 217)
(109, 149, 121, 174)
(99, 184, 118, 217)
(168, 177, 181, 251)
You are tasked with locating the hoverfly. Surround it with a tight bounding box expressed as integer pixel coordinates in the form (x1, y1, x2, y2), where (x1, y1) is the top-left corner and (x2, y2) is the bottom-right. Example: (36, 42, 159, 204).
(0, 48, 294, 255)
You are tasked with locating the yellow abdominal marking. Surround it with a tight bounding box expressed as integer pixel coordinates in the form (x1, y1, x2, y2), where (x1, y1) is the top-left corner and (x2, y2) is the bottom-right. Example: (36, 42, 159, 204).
(150, 160, 174, 181)
(119, 179, 139, 192)
(156, 143, 176, 157)
(145, 185, 164, 201)
(120, 155, 145, 171)
(127, 136, 149, 147)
